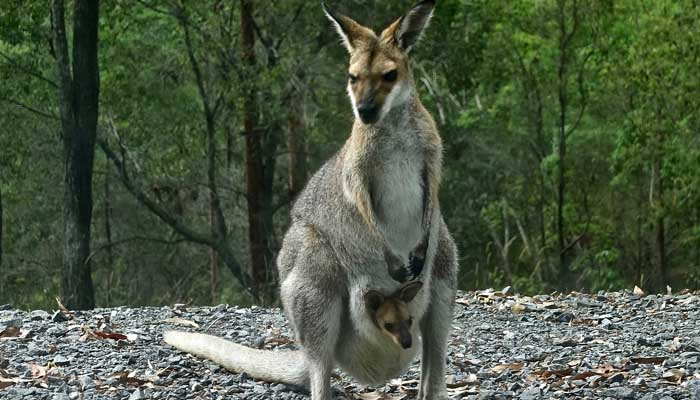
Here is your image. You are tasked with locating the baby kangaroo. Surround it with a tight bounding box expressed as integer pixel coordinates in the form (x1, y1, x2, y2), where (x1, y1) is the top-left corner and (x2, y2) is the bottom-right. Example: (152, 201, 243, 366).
(365, 281, 423, 350)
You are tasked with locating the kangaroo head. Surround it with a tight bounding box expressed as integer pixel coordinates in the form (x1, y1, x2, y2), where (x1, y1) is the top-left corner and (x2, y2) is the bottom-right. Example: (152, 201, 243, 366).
(364, 281, 423, 349)
(323, 1, 435, 125)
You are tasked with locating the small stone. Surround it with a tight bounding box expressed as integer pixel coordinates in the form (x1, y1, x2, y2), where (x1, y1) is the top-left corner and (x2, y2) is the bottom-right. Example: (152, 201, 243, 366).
(607, 372, 624, 384)
(53, 355, 70, 365)
(27, 343, 48, 356)
(519, 386, 540, 400)
(30, 310, 51, 320)
(46, 326, 67, 337)
(79, 375, 94, 389)
(662, 358, 681, 368)
(0, 304, 12, 311)
(271, 383, 287, 393)
(52, 311, 69, 322)
(0, 318, 22, 328)
(52, 394, 70, 400)
(129, 388, 145, 400)
(478, 390, 496, 400)
(557, 311, 575, 323)
(604, 387, 634, 399)
(637, 337, 661, 347)
(253, 336, 265, 348)
(211, 304, 227, 313)
(688, 380, 700, 398)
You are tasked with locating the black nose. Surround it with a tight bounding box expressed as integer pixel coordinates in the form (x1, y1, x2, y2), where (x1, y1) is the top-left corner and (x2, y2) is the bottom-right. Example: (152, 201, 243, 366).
(357, 103, 379, 124)
(400, 336, 412, 349)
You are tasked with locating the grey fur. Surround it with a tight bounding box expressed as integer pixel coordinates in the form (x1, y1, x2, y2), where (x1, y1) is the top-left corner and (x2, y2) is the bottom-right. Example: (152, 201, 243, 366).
(164, 2, 457, 399)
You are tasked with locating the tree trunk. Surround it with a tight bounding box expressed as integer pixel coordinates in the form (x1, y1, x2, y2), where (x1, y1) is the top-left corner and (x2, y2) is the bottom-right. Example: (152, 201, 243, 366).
(209, 192, 220, 304)
(104, 166, 115, 306)
(556, 0, 571, 287)
(241, 0, 270, 301)
(53, 0, 99, 310)
(0, 181, 3, 269)
(654, 158, 667, 291)
(287, 85, 307, 202)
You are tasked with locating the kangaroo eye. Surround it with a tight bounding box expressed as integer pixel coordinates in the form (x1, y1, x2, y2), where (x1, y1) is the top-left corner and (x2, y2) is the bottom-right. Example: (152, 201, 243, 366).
(348, 74, 358, 84)
(408, 317, 413, 326)
(383, 70, 398, 82)
(384, 323, 395, 331)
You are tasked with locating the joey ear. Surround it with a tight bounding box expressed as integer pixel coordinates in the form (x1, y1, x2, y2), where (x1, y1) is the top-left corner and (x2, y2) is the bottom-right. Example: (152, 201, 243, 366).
(382, 0, 435, 53)
(322, 2, 373, 53)
(364, 290, 385, 312)
(399, 281, 423, 303)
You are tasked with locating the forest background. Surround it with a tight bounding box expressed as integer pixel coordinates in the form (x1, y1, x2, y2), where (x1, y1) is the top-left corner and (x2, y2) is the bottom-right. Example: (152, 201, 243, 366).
(1, 0, 698, 310)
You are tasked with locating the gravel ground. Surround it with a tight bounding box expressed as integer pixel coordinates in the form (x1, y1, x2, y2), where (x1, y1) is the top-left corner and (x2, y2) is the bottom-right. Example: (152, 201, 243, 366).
(1, 289, 700, 399)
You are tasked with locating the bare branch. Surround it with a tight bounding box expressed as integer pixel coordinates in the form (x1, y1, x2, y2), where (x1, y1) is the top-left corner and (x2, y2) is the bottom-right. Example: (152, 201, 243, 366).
(87, 236, 188, 263)
(0, 97, 59, 120)
(51, 0, 74, 136)
(0, 51, 58, 88)
(98, 137, 216, 248)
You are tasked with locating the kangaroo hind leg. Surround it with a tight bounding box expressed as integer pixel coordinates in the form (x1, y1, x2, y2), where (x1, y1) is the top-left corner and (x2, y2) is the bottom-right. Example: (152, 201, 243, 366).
(280, 225, 346, 400)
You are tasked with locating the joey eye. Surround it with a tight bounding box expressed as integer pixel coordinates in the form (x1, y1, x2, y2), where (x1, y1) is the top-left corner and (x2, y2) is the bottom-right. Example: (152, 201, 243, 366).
(408, 317, 413, 326)
(383, 70, 398, 82)
(348, 74, 358, 84)
(384, 323, 395, 331)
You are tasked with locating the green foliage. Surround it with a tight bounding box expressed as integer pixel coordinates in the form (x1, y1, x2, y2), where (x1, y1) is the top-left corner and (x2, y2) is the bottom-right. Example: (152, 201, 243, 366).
(1, 0, 699, 309)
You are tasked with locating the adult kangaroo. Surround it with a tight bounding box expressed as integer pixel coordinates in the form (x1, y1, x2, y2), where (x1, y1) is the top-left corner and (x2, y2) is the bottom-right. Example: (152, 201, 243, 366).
(165, 2, 458, 399)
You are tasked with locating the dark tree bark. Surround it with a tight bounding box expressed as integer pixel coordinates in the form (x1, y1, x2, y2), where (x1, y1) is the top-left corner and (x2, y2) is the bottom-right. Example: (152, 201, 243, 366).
(104, 167, 115, 306)
(52, 0, 99, 310)
(209, 194, 220, 303)
(287, 85, 307, 202)
(0, 181, 3, 269)
(555, 0, 582, 288)
(241, 0, 272, 302)
(653, 156, 667, 291)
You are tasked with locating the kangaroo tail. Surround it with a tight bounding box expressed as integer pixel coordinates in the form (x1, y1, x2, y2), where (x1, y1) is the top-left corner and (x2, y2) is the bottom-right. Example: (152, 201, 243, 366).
(164, 331, 308, 386)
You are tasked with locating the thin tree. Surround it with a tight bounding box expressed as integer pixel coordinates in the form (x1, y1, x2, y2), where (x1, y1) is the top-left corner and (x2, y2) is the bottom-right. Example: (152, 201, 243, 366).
(0, 180, 3, 269)
(241, 0, 271, 301)
(52, 0, 100, 309)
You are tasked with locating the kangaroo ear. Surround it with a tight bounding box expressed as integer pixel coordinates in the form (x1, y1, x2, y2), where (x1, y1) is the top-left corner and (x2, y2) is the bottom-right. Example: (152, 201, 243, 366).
(322, 2, 373, 53)
(364, 290, 385, 312)
(400, 281, 423, 303)
(382, 0, 435, 53)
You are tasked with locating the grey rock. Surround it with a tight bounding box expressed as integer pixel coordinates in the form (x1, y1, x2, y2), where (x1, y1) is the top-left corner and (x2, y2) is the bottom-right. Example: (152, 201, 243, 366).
(79, 375, 95, 389)
(604, 387, 634, 399)
(519, 387, 541, 400)
(129, 388, 145, 400)
(51, 310, 69, 322)
(53, 354, 70, 365)
(30, 310, 51, 320)
(28, 343, 49, 356)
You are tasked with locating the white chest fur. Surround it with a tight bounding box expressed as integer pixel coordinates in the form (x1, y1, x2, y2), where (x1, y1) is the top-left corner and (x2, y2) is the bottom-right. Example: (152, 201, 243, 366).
(373, 141, 424, 261)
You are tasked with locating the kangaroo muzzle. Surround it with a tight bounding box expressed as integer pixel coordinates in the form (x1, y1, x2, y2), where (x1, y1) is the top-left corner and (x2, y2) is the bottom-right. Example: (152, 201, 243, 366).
(357, 98, 379, 124)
